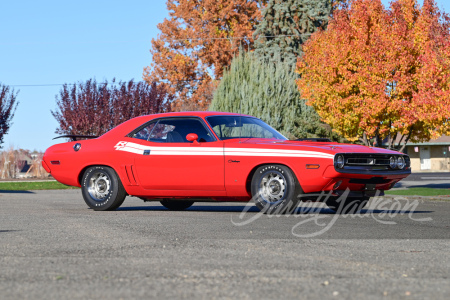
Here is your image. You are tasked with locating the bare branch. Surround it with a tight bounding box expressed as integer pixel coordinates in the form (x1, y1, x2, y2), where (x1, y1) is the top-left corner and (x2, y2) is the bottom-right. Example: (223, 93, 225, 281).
(51, 79, 172, 136)
(0, 83, 19, 148)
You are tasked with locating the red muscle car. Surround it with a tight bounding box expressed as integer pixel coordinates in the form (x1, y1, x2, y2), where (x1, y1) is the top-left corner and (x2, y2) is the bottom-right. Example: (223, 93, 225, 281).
(42, 112, 410, 214)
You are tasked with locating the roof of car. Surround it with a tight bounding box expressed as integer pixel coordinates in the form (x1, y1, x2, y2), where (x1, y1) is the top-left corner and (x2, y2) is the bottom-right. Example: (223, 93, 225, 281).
(148, 111, 250, 117)
(101, 111, 253, 139)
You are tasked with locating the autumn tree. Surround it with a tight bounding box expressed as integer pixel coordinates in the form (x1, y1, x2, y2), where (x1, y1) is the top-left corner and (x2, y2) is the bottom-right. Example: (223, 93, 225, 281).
(297, 0, 450, 151)
(144, 0, 267, 111)
(253, 0, 334, 64)
(52, 79, 172, 136)
(0, 83, 19, 148)
(210, 51, 339, 140)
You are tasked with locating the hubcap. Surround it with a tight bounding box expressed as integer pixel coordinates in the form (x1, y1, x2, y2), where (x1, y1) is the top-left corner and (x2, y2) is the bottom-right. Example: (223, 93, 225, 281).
(259, 171, 286, 203)
(88, 171, 111, 201)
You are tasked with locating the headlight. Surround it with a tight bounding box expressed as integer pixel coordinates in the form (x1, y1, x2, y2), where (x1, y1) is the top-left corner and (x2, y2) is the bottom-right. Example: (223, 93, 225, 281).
(397, 156, 405, 169)
(389, 156, 397, 169)
(335, 155, 345, 169)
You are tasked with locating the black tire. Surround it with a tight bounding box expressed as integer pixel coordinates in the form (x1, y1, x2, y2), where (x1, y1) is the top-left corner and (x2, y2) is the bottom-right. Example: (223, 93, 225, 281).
(160, 200, 194, 211)
(325, 197, 369, 214)
(81, 166, 126, 211)
(251, 164, 302, 214)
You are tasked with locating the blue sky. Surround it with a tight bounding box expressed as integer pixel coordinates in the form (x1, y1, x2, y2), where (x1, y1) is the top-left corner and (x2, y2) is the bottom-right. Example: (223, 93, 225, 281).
(1, 0, 449, 151)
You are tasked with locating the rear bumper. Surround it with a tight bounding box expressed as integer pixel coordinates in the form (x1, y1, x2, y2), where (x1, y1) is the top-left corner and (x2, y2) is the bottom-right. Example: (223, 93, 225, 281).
(41, 160, 51, 173)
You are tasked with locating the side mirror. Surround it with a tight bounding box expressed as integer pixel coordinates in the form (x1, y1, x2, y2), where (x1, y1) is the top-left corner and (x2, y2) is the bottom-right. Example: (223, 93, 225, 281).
(186, 133, 199, 144)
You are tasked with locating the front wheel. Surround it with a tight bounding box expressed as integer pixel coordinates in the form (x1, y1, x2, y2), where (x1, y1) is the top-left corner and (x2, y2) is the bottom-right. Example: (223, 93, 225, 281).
(81, 166, 126, 211)
(251, 164, 302, 214)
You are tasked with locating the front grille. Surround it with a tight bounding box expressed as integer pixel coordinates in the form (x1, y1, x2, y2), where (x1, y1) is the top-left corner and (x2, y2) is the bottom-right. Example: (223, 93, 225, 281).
(334, 153, 410, 174)
(345, 155, 391, 166)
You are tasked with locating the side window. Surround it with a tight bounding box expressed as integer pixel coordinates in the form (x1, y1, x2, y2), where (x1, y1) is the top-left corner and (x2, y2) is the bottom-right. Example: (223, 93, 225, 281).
(211, 123, 273, 139)
(149, 123, 176, 141)
(132, 121, 157, 141)
(241, 124, 274, 138)
(149, 118, 215, 143)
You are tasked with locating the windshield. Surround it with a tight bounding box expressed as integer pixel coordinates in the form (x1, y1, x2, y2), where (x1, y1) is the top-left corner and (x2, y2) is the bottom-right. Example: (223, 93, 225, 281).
(206, 116, 287, 141)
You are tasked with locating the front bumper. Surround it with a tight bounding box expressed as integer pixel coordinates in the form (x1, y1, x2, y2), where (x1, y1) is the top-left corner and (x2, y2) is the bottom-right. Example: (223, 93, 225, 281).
(318, 165, 411, 194)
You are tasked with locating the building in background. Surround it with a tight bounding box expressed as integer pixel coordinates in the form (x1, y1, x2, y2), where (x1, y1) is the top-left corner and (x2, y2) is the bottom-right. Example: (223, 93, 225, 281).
(405, 136, 450, 172)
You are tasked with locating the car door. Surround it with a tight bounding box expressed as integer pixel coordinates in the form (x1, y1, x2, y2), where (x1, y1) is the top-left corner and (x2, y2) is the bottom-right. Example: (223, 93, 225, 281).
(133, 117, 225, 191)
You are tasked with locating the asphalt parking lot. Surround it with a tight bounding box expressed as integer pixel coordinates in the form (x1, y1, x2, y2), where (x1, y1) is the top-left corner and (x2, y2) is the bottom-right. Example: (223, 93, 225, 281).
(394, 172, 450, 189)
(0, 189, 449, 299)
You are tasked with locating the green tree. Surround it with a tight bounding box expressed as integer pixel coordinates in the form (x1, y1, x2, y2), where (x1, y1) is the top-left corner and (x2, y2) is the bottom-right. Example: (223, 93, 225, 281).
(253, 0, 334, 64)
(210, 51, 338, 140)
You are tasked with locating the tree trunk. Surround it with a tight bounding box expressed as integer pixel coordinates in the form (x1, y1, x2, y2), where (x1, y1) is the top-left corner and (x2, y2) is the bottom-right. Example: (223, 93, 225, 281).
(375, 133, 383, 148)
(399, 133, 412, 152)
(360, 132, 369, 146)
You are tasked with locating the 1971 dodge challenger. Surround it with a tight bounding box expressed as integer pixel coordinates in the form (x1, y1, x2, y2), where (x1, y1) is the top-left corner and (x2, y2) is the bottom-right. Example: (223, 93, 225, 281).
(42, 112, 411, 213)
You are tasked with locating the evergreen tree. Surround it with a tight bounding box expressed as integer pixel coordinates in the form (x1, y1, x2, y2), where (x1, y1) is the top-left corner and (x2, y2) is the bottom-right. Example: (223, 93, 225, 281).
(253, 0, 333, 64)
(210, 52, 338, 140)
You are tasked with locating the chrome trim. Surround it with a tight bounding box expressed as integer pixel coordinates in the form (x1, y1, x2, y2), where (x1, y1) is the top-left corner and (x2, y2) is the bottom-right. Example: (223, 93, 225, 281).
(333, 153, 411, 174)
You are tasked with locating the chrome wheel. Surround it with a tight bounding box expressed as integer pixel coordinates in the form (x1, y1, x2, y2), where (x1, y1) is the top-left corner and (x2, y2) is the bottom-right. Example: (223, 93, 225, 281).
(87, 171, 111, 201)
(259, 171, 287, 203)
(251, 164, 302, 214)
(81, 166, 126, 211)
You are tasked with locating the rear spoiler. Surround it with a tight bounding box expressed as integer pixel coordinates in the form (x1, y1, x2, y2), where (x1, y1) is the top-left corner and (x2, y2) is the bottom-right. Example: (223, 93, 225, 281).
(295, 138, 332, 142)
(53, 135, 98, 141)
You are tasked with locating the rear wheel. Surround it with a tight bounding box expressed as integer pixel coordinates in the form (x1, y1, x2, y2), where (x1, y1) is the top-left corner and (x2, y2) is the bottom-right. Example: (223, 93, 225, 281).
(81, 166, 126, 211)
(251, 164, 302, 214)
(160, 200, 194, 211)
(325, 197, 369, 214)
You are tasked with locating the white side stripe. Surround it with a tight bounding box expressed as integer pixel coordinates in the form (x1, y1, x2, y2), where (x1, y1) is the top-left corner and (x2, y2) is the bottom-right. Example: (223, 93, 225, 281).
(224, 152, 333, 158)
(114, 141, 334, 159)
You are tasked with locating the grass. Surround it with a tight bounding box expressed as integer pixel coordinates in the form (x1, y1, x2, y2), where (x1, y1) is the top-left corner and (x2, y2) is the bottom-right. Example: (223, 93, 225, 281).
(385, 187, 450, 196)
(0, 181, 79, 191)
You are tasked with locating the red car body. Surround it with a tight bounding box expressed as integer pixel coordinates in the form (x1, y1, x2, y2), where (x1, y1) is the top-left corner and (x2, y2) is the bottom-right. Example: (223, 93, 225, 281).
(43, 112, 410, 211)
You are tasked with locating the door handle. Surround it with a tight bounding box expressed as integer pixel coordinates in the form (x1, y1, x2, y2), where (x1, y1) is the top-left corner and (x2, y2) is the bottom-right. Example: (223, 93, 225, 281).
(143, 150, 150, 155)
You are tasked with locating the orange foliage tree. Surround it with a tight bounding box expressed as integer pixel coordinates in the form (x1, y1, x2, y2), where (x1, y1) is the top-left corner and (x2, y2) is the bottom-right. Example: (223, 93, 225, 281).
(144, 0, 267, 111)
(297, 0, 450, 150)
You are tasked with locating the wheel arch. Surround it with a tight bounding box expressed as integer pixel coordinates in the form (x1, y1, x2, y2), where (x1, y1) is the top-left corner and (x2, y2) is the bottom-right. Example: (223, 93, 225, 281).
(245, 163, 302, 196)
(78, 164, 124, 188)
